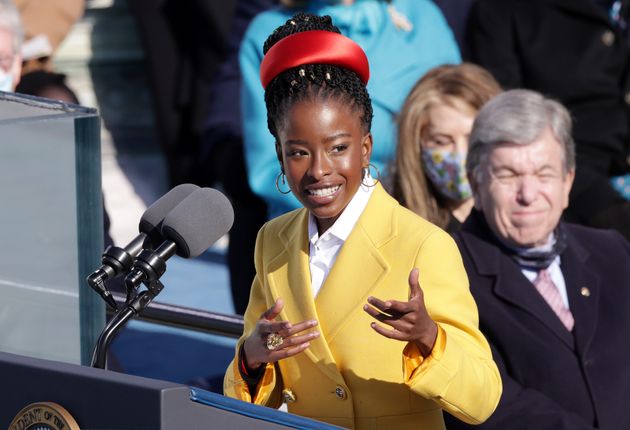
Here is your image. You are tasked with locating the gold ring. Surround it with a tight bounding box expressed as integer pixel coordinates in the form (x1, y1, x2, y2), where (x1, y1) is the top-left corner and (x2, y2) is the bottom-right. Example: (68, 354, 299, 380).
(266, 332, 284, 350)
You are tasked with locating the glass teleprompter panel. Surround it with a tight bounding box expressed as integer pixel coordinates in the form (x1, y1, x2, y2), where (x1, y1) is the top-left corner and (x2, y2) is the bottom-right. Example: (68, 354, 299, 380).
(0, 91, 103, 365)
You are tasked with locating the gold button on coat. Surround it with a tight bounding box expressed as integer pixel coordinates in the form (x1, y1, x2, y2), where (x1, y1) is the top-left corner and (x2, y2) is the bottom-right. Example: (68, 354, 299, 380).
(625, 92, 630, 106)
(581, 287, 591, 297)
(334, 386, 347, 400)
(282, 388, 297, 403)
(601, 30, 615, 46)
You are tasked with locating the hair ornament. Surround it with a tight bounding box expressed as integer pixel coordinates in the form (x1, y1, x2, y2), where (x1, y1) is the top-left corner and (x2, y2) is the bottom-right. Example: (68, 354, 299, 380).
(325, 72, 331, 80)
(298, 68, 305, 77)
(260, 30, 370, 88)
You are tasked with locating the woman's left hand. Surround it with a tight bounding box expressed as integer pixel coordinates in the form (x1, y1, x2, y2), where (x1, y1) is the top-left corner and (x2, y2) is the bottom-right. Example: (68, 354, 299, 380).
(363, 268, 438, 357)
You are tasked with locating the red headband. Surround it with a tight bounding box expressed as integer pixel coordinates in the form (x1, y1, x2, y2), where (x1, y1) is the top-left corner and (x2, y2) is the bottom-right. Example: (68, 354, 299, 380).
(260, 30, 370, 89)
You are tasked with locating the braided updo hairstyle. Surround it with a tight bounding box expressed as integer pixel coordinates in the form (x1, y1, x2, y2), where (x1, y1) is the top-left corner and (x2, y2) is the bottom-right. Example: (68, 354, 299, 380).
(263, 13, 373, 140)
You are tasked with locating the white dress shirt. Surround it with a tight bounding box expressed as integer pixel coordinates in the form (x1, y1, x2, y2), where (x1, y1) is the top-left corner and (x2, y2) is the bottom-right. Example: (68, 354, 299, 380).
(307, 176, 375, 297)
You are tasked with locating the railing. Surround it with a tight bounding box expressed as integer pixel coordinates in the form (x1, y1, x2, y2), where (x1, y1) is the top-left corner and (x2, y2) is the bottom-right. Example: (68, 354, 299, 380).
(107, 293, 244, 338)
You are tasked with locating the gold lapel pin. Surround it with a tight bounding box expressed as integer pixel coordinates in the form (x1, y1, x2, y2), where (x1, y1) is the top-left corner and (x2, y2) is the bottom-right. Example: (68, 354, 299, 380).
(282, 388, 297, 403)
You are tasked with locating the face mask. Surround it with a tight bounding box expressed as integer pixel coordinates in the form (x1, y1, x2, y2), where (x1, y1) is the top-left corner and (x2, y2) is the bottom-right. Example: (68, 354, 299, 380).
(421, 147, 472, 202)
(0, 70, 13, 92)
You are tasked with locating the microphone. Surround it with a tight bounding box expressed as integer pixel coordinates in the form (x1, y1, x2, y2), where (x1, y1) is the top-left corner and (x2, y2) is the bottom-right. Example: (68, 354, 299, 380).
(124, 187, 234, 291)
(87, 183, 199, 309)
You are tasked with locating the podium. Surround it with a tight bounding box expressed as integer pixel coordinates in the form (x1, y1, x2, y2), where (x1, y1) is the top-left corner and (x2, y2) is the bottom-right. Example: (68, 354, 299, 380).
(0, 351, 341, 429)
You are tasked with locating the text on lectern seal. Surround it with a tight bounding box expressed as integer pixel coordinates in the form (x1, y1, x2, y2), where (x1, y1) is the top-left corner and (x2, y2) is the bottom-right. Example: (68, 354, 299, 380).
(9, 402, 80, 430)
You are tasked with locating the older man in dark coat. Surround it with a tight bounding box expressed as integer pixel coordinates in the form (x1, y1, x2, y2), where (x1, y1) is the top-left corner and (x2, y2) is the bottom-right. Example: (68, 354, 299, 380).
(467, 0, 630, 240)
(445, 89, 630, 429)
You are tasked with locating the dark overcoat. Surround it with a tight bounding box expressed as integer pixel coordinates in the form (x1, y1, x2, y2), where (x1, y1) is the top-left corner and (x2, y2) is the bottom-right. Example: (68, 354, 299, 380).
(446, 211, 630, 429)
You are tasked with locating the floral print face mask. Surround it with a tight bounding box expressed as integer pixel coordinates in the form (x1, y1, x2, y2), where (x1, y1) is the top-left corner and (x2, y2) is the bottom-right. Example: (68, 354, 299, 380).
(421, 147, 472, 202)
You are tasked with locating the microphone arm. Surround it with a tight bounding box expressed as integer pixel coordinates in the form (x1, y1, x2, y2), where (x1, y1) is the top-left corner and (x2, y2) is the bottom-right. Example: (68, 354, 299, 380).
(91, 279, 164, 369)
(86, 233, 148, 311)
(124, 240, 177, 301)
(86, 271, 118, 311)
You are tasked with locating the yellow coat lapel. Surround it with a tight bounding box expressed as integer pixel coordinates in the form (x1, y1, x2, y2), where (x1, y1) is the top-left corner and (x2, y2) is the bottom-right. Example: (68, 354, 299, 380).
(315, 184, 395, 343)
(266, 209, 344, 386)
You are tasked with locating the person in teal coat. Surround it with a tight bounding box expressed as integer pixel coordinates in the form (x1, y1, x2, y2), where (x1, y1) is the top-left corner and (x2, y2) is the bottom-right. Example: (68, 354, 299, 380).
(240, 0, 461, 218)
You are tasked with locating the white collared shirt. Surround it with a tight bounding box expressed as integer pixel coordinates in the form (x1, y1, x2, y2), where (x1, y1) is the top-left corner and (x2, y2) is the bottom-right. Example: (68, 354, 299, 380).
(521, 256, 570, 309)
(307, 176, 375, 297)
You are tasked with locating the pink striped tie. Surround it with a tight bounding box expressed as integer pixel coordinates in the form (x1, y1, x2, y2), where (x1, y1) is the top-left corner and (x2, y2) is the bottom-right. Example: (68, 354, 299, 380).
(533, 269, 574, 331)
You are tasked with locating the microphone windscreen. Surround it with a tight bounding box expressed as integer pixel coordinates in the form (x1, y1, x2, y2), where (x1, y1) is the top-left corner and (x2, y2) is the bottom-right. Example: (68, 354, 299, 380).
(139, 183, 199, 247)
(161, 188, 235, 258)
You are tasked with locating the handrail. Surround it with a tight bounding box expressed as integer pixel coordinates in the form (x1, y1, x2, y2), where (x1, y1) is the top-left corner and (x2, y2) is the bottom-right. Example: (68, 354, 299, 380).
(107, 292, 244, 338)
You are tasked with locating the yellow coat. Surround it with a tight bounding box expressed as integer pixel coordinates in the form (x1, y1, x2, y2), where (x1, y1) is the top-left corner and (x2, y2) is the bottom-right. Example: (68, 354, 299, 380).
(224, 184, 501, 429)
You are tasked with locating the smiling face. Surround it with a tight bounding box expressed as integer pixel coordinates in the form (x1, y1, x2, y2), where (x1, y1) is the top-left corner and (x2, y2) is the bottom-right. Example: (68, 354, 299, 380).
(472, 127, 574, 247)
(276, 98, 372, 234)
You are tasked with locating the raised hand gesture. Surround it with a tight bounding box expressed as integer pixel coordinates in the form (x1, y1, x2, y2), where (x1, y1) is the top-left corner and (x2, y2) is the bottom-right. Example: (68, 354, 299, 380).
(363, 268, 438, 357)
(242, 298, 320, 370)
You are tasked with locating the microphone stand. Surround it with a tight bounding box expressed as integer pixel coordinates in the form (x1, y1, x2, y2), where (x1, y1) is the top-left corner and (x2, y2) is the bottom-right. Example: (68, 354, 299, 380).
(90, 279, 164, 369)
(90, 241, 175, 369)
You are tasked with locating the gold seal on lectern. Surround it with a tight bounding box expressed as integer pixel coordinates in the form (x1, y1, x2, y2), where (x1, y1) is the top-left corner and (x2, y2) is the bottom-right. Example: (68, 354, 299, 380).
(8, 402, 80, 430)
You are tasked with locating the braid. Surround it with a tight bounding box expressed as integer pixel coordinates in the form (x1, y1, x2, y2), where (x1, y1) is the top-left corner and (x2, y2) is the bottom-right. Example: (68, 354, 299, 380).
(263, 12, 373, 140)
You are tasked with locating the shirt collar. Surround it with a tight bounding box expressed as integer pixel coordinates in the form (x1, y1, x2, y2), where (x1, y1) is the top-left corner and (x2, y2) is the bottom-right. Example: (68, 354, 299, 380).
(308, 175, 375, 245)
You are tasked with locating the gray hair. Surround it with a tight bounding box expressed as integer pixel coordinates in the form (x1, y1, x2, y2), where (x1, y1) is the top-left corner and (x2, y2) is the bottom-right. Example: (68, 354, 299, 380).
(0, 0, 23, 56)
(467, 89, 575, 181)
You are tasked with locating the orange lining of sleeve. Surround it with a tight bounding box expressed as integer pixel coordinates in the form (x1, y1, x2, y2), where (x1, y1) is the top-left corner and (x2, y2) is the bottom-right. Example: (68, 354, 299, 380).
(402, 324, 447, 382)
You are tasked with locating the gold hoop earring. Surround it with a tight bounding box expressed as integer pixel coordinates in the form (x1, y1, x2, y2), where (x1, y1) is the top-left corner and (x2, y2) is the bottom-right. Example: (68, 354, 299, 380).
(362, 163, 380, 187)
(275, 172, 291, 194)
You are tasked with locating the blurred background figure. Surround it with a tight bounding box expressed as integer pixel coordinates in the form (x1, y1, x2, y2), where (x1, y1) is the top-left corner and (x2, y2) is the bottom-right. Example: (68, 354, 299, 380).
(200, 0, 276, 316)
(390, 63, 501, 233)
(0, 0, 22, 92)
(240, 0, 462, 221)
(467, 0, 630, 240)
(7, 0, 112, 246)
(14, 0, 84, 75)
(126, 0, 235, 188)
(127, 0, 277, 315)
(16, 69, 79, 103)
(13, 0, 85, 104)
(432, 0, 477, 53)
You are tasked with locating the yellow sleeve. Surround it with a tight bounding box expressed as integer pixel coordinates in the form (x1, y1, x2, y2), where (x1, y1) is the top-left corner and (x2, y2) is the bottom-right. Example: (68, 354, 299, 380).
(406, 230, 502, 424)
(224, 355, 279, 405)
(223, 225, 283, 408)
(402, 325, 447, 382)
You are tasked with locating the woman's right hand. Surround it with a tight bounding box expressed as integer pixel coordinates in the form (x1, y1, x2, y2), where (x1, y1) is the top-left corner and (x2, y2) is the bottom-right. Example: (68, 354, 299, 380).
(242, 298, 320, 370)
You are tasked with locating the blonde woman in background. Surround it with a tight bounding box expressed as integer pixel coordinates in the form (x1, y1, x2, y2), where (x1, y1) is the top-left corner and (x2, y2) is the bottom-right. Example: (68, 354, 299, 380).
(391, 63, 501, 233)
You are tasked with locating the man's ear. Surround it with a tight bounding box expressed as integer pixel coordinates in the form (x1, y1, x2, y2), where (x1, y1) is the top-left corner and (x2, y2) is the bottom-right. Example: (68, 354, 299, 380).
(468, 170, 483, 210)
(562, 169, 575, 209)
(361, 132, 373, 167)
(275, 141, 284, 173)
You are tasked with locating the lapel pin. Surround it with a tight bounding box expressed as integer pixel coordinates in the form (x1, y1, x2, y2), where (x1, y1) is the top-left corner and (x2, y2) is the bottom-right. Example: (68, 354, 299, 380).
(580, 287, 591, 297)
(282, 388, 297, 403)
